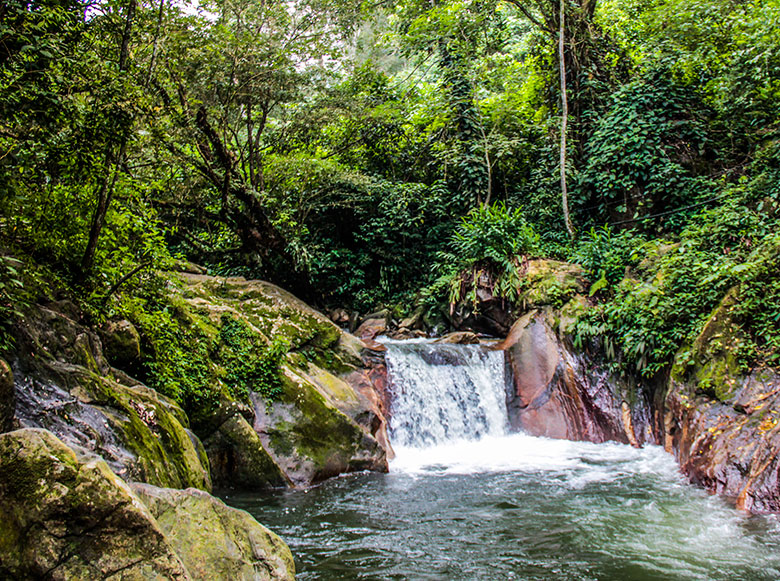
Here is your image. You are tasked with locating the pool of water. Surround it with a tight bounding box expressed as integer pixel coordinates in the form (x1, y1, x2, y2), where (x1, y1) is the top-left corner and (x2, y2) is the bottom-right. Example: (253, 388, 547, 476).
(223, 434, 780, 580)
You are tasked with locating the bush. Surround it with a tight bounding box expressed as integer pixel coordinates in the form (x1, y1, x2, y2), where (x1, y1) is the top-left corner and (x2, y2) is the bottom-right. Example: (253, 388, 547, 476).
(423, 202, 539, 309)
(571, 226, 645, 295)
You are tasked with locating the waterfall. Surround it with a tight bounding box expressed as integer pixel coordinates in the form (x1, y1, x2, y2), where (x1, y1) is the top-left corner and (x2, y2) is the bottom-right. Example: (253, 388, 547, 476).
(381, 338, 509, 448)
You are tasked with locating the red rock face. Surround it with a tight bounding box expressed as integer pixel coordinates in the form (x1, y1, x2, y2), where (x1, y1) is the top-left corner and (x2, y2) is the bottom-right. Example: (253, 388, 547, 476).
(344, 348, 395, 460)
(500, 310, 654, 446)
(663, 370, 780, 513)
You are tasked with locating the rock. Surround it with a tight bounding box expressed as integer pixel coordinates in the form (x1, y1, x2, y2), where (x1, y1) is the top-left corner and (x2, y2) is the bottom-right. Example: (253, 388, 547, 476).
(499, 310, 653, 445)
(450, 259, 587, 336)
(0, 358, 13, 432)
(254, 364, 388, 486)
(433, 331, 481, 345)
(399, 307, 424, 331)
(12, 305, 211, 491)
(329, 308, 350, 326)
(516, 260, 586, 308)
(130, 483, 295, 581)
(0, 428, 191, 580)
(355, 317, 388, 343)
(98, 318, 141, 367)
(173, 273, 391, 488)
(662, 292, 780, 513)
(204, 415, 289, 489)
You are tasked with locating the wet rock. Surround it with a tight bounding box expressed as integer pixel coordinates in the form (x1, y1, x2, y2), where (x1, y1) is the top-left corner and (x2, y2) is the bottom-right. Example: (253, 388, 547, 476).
(98, 318, 141, 367)
(500, 310, 653, 445)
(355, 317, 388, 345)
(330, 308, 350, 326)
(254, 364, 388, 486)
(130, 483, 295, 581)
(0, 358, 13, 432)
(662, 292, 780, 513)
(173, 273, 392, 488)
(0, 428, 190, 580)
(12, 305, 211, 491)
(204, 415, 288, 489)
(434, 331, 481, 345)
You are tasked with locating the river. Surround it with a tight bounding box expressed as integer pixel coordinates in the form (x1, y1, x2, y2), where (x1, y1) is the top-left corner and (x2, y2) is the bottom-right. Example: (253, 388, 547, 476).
(223, 339, 780, 580)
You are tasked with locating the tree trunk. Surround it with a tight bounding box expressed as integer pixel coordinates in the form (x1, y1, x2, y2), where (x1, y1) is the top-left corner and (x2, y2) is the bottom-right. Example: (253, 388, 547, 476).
(559, 0, 574, 239)
(80, 0, 137, 277)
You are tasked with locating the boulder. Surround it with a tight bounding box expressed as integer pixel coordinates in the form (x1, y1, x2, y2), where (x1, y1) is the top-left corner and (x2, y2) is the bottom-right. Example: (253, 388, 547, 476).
(174, 273, 391, 488)
(130, 483, 295, 581)
(662, 292, 780, 513)
(433, 331, 480, 345)
(204, 415, 289, 489)
(0, 428, 191, 580)
(0, 428, 296, 581)
(355, 317, 388, 349)
(12, 305, 211, 491)
(499, 310, 653, 445)
(98, 318, 141, 367)
(253, 364, 388, 486)
(0, 358, 13, 432)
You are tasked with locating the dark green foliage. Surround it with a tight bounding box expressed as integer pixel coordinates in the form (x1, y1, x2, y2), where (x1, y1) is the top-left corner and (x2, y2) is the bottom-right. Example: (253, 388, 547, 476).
(571, 226, 645, 294)
(218, 315, 289, 402)
(575, 70, 714, 230)
(574, 182, 780, 375)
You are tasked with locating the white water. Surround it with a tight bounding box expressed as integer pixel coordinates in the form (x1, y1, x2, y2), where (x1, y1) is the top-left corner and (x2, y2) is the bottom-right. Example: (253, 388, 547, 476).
(381, 338, 508, 448)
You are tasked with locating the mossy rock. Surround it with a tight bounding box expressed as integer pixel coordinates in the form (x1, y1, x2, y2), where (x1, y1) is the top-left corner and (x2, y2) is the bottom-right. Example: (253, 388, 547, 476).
(255, 365, 387, 486)
(672, 290, 743, 403)
(0, 428, 191, 580)
(203, 415, 288, 489)
(130, 483, 295, 581)
(517, 260, 587, 309)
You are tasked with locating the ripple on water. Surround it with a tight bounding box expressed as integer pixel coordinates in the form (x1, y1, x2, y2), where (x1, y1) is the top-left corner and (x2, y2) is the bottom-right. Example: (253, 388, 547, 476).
(222, 435, 780, 580)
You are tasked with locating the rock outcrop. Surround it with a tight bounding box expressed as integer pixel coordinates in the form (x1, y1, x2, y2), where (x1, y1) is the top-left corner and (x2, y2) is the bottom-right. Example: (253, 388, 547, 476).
(0, 428, 191, 580)
(498, 309, 653, 446)
(131, 483, 295, 580)
(661, 293, 780, 513)
(11, 303, 211, 491)
(174, 273, 390, 488)
(0, 428, 295, 580)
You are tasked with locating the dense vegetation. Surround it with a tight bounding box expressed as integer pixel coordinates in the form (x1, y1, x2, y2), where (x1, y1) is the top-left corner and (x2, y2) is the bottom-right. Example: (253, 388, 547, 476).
(1, 0, 778, 411)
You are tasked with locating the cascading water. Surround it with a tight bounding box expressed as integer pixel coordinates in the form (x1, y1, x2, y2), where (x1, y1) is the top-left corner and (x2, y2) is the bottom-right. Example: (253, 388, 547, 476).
(225, 338, 780, 580)
(381, 338, 507, 448)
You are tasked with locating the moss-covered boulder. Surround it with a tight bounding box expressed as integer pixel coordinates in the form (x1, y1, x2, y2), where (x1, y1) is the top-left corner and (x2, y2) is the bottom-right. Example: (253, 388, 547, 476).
(12, 304, 211, 491)
(204, 415, 289, 489)
(663, 292, 780, 513)
(0, 428, 191, 580)
(0, 358, 13, 432)
(130, 483, 295, 581)
(98, 318, 141, 368)
(254, 365, 387, 486)
(167, 273, 390, 488)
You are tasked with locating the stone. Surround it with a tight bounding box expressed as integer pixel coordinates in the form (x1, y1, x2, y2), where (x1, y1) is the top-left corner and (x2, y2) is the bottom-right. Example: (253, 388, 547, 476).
(130, 483, 296, 581)
(355, 317, 388, 343)
(99, 318, 141, 367)
(12, 304, 211, 491)
(500, 311, 652, 445)
(662, 291, 780, 513)
(204, 414, 288, 489)
(0, 428, 191, 580)
(433, 331, 481, 345)
(254, 365, 388, 486)
(0, 358, 13, 432)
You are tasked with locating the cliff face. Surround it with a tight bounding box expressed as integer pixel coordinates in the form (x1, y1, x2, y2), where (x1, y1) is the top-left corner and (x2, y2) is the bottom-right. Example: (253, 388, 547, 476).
(475, 260, 780, 514)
